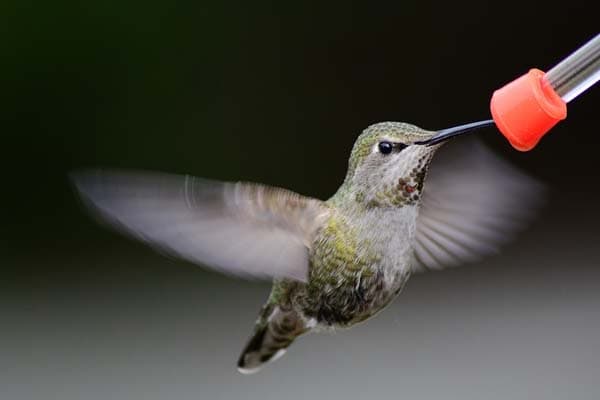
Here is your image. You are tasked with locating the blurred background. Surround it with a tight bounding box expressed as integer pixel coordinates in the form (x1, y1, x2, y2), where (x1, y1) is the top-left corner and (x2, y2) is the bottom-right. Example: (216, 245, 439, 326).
(1, 1, 599, 399)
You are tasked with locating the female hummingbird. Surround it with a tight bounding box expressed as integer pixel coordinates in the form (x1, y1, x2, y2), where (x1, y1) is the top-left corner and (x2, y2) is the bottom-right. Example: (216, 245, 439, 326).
(71, 120, 541, 374)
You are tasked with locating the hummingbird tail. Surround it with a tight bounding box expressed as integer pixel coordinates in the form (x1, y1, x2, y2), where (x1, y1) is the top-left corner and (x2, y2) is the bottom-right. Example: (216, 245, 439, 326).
(237, 306, 307, 374)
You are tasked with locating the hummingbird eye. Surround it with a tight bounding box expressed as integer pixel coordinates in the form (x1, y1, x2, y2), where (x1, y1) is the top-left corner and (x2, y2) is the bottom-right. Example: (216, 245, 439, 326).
(378, 141, 407, 155)
(378, 141, 393, 155)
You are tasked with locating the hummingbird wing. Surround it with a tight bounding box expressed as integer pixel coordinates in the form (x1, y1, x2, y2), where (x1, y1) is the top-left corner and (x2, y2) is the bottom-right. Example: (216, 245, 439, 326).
(70, 170, 328, 282)
(412, 140, 544, 273)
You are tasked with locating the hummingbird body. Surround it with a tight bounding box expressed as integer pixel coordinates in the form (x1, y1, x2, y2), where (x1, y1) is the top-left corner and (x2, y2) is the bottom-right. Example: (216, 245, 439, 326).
(237, 123, 440, 371)
(237, 206, 416, 372)
(71, 120, 542, 374)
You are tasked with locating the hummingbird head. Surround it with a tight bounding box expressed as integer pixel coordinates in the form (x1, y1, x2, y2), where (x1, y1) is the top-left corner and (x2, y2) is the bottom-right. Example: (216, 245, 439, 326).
(339, 120, 494, 209)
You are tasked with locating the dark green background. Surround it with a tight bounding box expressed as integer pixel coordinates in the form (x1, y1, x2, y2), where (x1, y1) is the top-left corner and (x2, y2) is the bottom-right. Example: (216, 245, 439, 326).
(2, 1, 599, 399)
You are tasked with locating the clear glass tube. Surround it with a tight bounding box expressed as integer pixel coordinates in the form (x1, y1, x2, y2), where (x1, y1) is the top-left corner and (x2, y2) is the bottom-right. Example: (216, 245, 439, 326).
(545, 33, 600, 103)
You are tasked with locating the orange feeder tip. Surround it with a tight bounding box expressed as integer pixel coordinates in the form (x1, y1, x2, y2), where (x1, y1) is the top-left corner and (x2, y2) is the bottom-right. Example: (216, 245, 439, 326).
(490, 68, 567, 151)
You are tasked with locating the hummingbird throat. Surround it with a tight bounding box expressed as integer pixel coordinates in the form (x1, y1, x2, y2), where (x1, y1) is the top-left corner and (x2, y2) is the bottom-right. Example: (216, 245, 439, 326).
(362, 153, 431, 209)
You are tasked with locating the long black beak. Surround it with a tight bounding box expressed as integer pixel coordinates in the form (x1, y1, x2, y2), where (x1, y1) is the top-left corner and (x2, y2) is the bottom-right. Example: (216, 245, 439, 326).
(415, 119, 495, 146)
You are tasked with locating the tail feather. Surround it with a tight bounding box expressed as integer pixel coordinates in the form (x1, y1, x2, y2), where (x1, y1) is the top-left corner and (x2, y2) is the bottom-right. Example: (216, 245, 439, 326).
(237, 306, 306, 374)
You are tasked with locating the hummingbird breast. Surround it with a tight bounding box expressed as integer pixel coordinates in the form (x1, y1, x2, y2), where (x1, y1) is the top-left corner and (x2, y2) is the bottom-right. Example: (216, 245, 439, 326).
(288, 207, 416, 328)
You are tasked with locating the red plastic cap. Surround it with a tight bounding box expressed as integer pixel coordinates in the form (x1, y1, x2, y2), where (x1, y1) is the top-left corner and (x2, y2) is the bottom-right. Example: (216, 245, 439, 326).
(490, 69, 567, 151)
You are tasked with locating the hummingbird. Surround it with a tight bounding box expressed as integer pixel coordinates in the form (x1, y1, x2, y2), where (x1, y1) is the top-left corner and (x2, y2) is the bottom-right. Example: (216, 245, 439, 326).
(71, 120, 542, 374)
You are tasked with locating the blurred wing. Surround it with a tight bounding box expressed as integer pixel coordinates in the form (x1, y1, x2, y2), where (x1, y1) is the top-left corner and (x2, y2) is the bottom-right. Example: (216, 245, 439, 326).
(413, 140, 544, 273)
(71, 170, 328, 282)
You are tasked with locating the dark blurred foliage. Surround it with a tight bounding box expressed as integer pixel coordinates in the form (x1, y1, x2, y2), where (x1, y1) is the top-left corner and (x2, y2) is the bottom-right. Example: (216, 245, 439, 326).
(2, 0, 598, 250)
